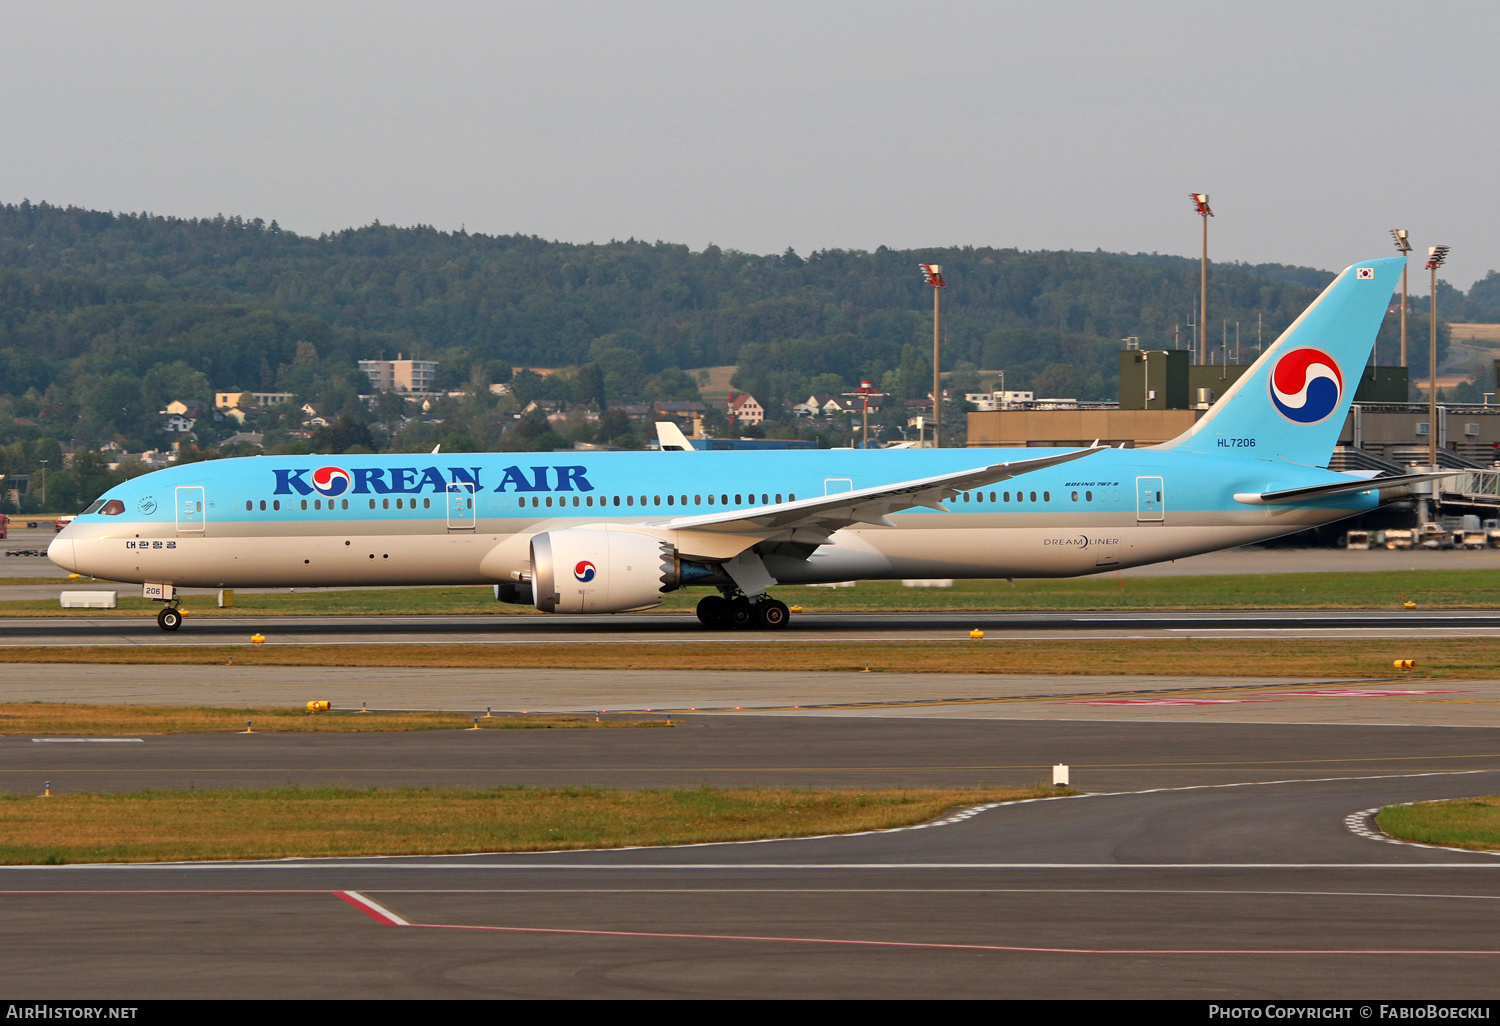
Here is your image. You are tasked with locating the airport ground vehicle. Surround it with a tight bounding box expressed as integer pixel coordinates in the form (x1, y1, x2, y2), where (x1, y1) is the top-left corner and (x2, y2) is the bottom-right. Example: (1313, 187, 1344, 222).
(50, 257, 1447, 630)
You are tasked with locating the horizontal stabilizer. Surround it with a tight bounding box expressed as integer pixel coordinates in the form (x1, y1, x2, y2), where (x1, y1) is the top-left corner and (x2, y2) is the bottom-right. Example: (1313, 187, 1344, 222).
(1233, 471, 1458, 506)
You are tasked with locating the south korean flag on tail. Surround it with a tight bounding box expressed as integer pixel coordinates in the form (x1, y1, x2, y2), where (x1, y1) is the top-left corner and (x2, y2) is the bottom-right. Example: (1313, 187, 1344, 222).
(1356, 267, 1376, 279)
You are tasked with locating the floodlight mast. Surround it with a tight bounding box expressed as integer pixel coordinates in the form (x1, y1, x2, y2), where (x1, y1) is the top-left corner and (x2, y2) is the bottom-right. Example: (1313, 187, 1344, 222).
(1425, 244, 1450, 469)
(1191, 194, 1213, 364)
(919, 263, 947, 446)
(1390, 229, 1412, 367)
(843, 380, 888, 449)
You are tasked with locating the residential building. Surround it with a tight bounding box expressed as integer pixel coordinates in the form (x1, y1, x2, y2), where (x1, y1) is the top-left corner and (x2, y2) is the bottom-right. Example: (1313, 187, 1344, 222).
(220, 432, 265, 448)
(359, 354, 438, 393)
(604, 401, 653, 422)
(653, 401, 707, 420)
(728, 392, 764, 425)
(214, 392, 294, 409)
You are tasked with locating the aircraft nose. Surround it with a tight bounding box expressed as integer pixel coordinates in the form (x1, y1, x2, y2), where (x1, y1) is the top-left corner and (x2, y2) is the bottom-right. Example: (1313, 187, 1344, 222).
(47, 533, 76, 573)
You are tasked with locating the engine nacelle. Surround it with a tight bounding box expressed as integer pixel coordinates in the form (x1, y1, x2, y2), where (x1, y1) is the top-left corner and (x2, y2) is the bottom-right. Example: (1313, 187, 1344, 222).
(530, 529, 673, 613)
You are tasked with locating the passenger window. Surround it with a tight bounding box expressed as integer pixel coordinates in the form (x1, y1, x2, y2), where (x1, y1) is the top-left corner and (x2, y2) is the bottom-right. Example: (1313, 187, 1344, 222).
(775, 494, 781, 503)
(667, 495, 674, 506)
(1071, 491, 1078, 502)
(341, 499, 348, 510)
(245, 500, 252, 511)
(382, 499, 389, 509)
(654, 495, 661, 506)
(989, 492, 996, 502)
(721, 494, 728, 504)
(315, 499, 322, 510)
(1086, 491, 1092, 501)
(395, 498, 403, 509)
(789, 493, 795, 501)
(1003, 492, 1010, 501)
(573, 496, 579, 507)
(963, 492, 970, 502)
(626, 495, 634, 506)
(586, 496, 593, 507)
(735, 494, 742, 504)
(762, 493, 768, 504)
(1043, 491, 1050, 501)
(273, 500, 281, 511)
(301, 499, 308, 510)
(695, 495, 702, 505)
(423, 498, 430, 509)
(1030, 491, 1037, 502)
(545, 497, 552, 507)
(613, 496, 621, 506)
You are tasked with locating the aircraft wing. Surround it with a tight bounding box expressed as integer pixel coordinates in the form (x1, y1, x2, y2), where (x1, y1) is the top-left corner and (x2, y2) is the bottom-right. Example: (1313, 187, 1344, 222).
(654, 445, 1106, 535)
(1233, 471, 1458, 506)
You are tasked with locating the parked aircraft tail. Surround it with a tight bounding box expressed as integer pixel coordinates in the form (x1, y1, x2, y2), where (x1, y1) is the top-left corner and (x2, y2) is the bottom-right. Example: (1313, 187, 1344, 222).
(1157, 256, 1404, 466)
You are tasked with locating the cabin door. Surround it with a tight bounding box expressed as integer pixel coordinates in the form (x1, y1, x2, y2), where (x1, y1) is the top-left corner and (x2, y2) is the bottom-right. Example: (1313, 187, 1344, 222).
(175, 485, 206, 534)
(1136, 477, 1164, 523)
(446, 482, 476, 531)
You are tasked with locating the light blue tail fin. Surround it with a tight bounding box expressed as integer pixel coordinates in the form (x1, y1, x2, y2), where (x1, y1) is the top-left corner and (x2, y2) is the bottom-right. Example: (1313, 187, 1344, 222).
(1158, 256, 1404, 464)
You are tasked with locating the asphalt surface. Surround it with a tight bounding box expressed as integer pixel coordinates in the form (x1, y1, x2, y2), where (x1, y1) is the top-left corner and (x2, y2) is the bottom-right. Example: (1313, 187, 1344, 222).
(5, 717, 1500, 998)
(5, 607, 1500, 646)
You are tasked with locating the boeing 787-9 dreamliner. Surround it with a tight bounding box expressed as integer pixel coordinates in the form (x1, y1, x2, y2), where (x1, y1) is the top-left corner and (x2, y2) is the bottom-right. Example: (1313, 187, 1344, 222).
(50, 256, 1445, 630)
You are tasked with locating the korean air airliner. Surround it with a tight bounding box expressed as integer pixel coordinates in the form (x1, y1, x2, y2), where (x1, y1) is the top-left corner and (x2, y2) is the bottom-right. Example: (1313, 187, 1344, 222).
(49, 256, 1444, 631)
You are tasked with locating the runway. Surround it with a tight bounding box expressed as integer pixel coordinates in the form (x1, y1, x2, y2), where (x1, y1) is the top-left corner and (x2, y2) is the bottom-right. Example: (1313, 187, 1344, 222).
(4, 715, 1500, 998)
(4, 607, 1500, 646)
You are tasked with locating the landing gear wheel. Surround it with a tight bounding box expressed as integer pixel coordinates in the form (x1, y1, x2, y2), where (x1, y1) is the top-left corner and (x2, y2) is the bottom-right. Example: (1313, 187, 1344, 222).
(157, 607, 182, 631)
(696, 595, 730, 628)
(726, 598, 755, 630)
(755, 599, 790, 630)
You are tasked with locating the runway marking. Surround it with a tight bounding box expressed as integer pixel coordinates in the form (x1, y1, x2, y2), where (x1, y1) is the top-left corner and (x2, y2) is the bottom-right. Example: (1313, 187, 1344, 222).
(29, 738, 144, 743)
(349, 916, 1500, 956)
(336, 890, 410, 926)
(358, 887, 1500, 900)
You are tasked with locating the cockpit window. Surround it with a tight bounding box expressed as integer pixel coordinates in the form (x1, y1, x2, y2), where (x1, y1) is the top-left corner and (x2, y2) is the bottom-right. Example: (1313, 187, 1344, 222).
(82, 500, 105, 515)
(98, 500, 126, 516)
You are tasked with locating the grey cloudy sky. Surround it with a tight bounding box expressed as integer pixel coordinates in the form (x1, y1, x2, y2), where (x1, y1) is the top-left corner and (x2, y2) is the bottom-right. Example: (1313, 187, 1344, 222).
(2, 1, 1495, 288)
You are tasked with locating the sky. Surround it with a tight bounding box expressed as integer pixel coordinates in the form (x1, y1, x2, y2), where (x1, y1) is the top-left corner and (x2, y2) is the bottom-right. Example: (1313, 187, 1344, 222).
(1, 1, 1495, 289)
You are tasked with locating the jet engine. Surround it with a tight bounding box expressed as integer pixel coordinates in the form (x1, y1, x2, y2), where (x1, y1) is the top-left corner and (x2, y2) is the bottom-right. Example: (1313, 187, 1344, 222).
(530, 529, 675, 614)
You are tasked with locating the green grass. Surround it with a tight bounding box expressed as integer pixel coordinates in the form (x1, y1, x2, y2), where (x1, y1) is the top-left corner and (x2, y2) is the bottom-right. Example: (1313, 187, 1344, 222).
(0, 785, 1056, 863)
(0, 568, 1496, 617)
(1377, 796, 1500, 851)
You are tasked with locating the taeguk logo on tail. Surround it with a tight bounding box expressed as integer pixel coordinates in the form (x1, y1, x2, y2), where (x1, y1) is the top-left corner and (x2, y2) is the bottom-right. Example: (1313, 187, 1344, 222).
(1269, 347, 1343, 424)
(311, 466, 352, 497)
(574, 561, 596, 583)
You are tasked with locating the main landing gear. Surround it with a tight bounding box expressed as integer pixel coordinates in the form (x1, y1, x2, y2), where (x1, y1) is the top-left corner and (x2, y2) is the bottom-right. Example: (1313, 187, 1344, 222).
(695, 594, 790, 630)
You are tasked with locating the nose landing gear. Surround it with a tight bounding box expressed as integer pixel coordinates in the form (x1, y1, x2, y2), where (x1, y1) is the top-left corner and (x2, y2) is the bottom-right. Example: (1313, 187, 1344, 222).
(695, 594, 790, 630)
(156, 605, 182, 631)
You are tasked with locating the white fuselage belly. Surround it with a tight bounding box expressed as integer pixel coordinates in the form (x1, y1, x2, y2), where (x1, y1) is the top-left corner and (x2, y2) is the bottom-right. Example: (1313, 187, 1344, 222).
(59, 508, 1330, 590)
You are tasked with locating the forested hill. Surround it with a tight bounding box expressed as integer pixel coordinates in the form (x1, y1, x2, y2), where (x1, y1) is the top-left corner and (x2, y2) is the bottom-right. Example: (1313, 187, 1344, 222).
(0, 199, 1487, 444)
